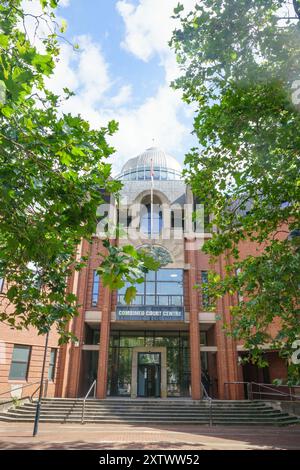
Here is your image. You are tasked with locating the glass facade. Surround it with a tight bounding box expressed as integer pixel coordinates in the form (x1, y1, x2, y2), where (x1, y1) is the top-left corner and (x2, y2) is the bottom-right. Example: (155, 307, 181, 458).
(118, 166, 181, 181)
(137, 352, 161, 397)
(80, 350, 98, 396)
(107, 330, 191, 397)
(117, 269, 183, 307)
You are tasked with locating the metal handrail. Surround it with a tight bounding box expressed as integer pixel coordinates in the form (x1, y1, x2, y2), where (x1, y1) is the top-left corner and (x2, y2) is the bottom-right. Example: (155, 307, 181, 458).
(201, 381, 213, 426)
(0, 380, 48, 411)
(0, 380, 43, 398)
(251, 382, 300, 401)
(81, 380, 96, 424)
(224, 381, 300, 401)
(30, 380, 48, 401)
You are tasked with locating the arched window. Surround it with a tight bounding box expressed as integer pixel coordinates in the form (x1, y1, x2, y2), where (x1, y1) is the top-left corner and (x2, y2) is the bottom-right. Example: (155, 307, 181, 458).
(140, 195, 163, 236)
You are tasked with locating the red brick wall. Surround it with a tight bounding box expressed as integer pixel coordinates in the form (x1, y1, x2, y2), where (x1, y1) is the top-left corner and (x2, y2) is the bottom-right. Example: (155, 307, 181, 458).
(0, 324, 60, 399)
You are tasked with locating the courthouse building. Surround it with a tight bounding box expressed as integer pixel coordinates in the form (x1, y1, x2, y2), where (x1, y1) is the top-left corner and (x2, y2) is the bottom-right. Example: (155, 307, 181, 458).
(0, 147, 288, 400)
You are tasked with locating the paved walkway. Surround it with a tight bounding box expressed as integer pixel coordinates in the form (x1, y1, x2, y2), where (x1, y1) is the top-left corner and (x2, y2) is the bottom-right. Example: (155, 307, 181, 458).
(0, 423, 300, 450)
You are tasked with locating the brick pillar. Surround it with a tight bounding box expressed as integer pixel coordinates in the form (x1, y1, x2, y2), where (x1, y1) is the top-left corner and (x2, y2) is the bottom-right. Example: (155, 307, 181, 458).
(186, 242, 202, 400)
(215, 254, 240, 399)
(96, 283, 112, 398)
(66, 239, 91, 397)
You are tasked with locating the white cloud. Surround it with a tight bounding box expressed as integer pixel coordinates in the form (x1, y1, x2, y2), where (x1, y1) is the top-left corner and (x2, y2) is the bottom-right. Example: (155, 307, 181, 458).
(46, 35, 112, 103)
(110, 84, 132, 107)
(21, 0, 196, 174)
(75, 35, 111, 102)
(59, 0, 71, 7)
(107, 85, 188, 173)
(116, 0, 196, 80)
(44, 29, 190, 174)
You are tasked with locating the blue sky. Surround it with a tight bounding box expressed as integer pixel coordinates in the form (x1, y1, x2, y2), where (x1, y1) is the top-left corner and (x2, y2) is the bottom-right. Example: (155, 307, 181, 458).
(59, 0, 165, 107)
(41, 0, 198, 173)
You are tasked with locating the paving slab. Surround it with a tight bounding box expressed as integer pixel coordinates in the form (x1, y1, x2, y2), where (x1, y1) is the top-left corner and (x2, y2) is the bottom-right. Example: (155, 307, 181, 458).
(0, 423, 300, 450)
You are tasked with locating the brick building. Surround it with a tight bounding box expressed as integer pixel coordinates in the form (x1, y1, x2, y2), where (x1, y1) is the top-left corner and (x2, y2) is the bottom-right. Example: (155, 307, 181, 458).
(0, 147, 288, 401)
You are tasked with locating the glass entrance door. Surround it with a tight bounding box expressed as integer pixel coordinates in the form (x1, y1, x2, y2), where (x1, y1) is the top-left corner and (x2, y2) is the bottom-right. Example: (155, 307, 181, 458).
(137, 353, 161, 397)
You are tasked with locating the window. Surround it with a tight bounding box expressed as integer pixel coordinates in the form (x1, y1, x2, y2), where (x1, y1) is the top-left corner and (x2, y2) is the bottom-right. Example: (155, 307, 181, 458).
(9, 345, 31, 380)
(91, 270, 100, 307)
(48, 348, 57, 381)
(140, 204, 162, 235)
(0, 277, 4, 293)
(171, 209, 184, 230)
(118, 269, 183, 306)
(200, 332, 207, 345)
(193, 197, 210, 233)
(84, 325, 100, 345)
(201, 271, 210, 310)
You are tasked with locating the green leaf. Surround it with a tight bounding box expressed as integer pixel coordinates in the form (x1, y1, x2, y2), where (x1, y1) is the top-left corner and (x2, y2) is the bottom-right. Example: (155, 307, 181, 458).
(1, 105, 13, 117)
(122, 245, 137, 257)
(108, 120, 119, 135)
(60, 19, 67, 33)
(174, 3, 184, 15)
(0, 34, 9, 49)
(57, 151, 72, 166)
(32, 53, 53, 75)
(124, 286, 137, 305)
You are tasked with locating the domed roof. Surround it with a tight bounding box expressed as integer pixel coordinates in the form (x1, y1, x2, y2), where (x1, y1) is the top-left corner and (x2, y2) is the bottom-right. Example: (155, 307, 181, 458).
(121, 147, 182, 174)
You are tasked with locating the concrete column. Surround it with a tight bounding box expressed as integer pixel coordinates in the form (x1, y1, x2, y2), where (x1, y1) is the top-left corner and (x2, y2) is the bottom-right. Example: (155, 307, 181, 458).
(186, 242, 202, 400)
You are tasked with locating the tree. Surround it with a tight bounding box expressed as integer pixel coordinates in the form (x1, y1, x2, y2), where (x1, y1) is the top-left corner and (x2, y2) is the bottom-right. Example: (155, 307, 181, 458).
(0, 0, 157, 342)
(171, 0, 300, 382)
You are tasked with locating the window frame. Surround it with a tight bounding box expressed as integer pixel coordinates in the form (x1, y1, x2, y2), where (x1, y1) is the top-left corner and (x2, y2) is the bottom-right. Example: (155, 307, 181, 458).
(9, 344, 31, 381)
(48, 348, 57, 382)
(201, 270, 210, 310)
(91, 270, 100, 307)
(118, 269, 183, 306)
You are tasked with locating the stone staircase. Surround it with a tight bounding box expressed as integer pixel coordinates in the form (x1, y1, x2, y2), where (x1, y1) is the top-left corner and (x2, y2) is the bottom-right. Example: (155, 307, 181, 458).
(0, 398, 299, 425)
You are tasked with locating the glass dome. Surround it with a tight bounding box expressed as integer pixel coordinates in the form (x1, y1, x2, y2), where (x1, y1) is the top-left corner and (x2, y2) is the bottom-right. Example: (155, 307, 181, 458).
(118, 147, 182, 181)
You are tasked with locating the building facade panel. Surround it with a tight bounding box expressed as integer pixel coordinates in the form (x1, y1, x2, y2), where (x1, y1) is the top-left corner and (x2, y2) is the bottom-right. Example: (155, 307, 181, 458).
(0, 147, 289, 401)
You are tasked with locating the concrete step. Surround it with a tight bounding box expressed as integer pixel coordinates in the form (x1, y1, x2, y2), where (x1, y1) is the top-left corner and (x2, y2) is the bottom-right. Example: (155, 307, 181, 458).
(39, 399, 272, 406)
(34, 404, 273, 410)
(6, 407, 284, 415)
(19, 404, 275, 412)
(0, 417, 297, 425)
(40, 398, 270, 406)
(0, 399, 298, 426)
(1, 411, 293, 418)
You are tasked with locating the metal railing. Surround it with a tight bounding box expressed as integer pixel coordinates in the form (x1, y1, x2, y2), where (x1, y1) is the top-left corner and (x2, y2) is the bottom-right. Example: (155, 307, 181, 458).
(0, 380, 48, 402)
(117, 294, 184, 307)
(201, 381, 213, 426)
(81, 380, 97, 424)
(224, 381, 300, 402)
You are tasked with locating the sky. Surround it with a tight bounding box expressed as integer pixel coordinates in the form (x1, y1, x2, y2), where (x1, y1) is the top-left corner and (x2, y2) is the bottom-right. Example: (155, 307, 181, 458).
(24, 0, 198, 175)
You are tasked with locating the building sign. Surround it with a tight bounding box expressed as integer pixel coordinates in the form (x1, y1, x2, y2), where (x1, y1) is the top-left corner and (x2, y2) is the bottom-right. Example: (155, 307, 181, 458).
(116, 305, 184, 321)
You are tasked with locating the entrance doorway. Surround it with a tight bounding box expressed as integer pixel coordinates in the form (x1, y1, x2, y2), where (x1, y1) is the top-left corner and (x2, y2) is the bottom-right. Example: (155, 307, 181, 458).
(137, 352, 161, 397)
